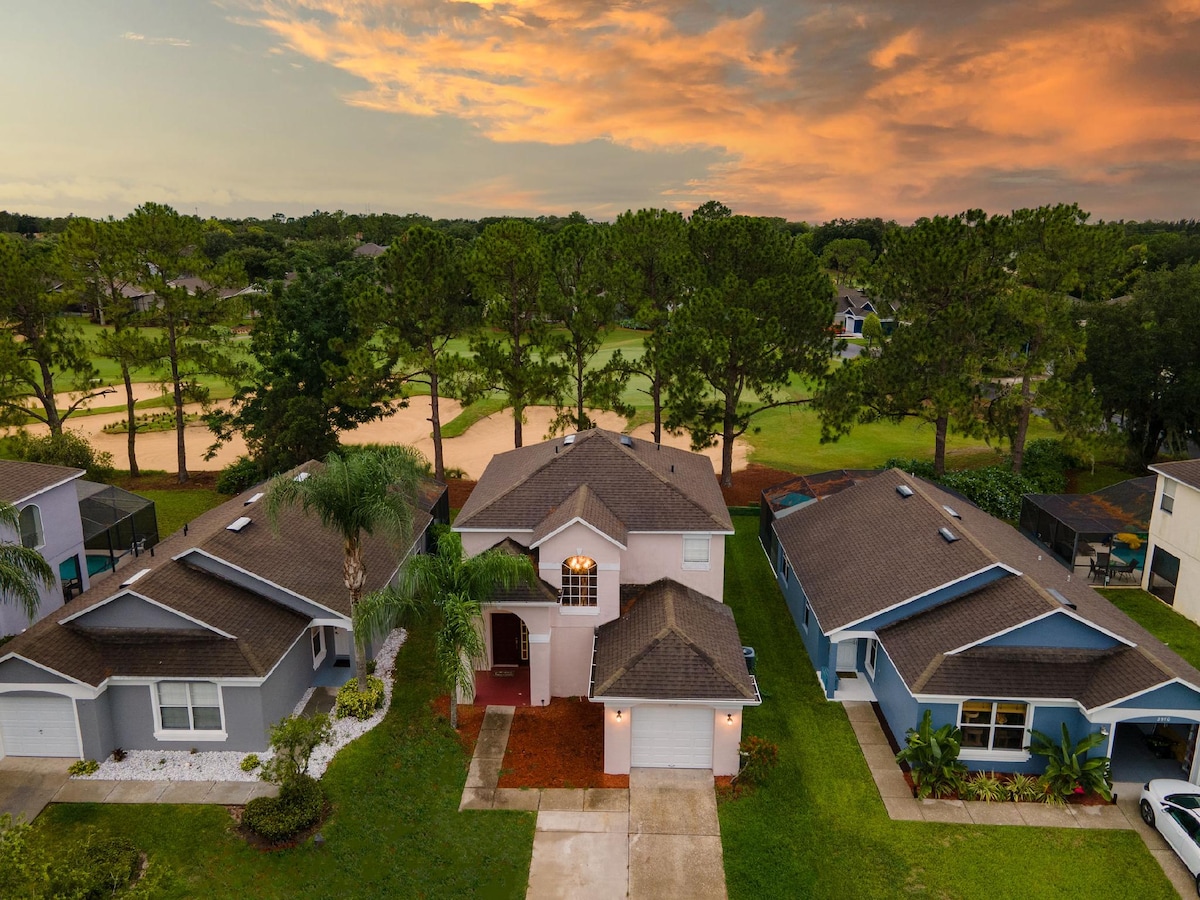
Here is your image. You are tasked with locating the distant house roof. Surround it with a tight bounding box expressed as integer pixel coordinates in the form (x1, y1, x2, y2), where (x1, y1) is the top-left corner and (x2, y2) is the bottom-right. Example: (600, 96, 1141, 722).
(1152, 460, 1200, 492)
(1023, 476, 1156, 536)
(0, 460, 85, 505)
(761, 469, 879, 516)
(591, 579, 756, 701)
(773, 469, 1200, 709)
(353, 242, 387, 257)
(455, 429, 732, 536)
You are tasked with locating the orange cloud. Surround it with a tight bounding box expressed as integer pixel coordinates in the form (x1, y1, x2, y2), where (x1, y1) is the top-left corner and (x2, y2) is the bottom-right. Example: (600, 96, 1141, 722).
(238, 0, 1200, 220)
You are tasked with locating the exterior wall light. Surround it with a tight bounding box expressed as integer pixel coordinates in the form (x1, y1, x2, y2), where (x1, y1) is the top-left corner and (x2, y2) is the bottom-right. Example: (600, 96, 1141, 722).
(726, 713, 734, 724)
(615, 709, 622, 722)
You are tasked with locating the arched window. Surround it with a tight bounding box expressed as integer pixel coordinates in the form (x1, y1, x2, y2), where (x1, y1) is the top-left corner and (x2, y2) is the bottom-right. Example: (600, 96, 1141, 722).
(561, 555, 597, 607)
(19, 505, 43, 550)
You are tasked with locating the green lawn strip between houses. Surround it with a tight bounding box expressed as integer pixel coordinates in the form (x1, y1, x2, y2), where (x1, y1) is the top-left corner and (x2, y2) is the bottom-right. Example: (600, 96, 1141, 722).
(1100, 587, 1200, 671)
(31, 625, 535, 899)
(718, 519, 1175, 900)
(130, 487, 225, 539)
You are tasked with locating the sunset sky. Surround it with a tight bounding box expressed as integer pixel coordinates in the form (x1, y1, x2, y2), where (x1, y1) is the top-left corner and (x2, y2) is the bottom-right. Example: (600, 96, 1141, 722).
(3, 0, 1199, 223)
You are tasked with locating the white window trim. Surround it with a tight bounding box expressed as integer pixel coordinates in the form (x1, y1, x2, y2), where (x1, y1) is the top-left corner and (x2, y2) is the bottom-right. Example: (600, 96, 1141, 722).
(18, 503, 45, 551)
(865, 638, 878, 678)
(1162, 480, 1177, 514)
(801, 599, 811, 632)
(311, 626, 326, 669)
(151, 681, 228, 742)
(682, 534, 711, 571)
(558, 606, 601, 617)
(957, 699, 1031, 758)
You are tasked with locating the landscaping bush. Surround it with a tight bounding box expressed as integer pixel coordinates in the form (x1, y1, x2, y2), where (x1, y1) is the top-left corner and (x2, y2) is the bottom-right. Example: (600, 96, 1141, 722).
(69, 759, 100, 776)
(240, 753, 261, 773)
(53, 834, 141, 899)
(259, 714, 331, 786)
(883, 457, 936, 479)
(962, 771, 1005, 802)
(111, 748, 126, 763)
(735, 735, 780, 787)
(1021, 439, 1075, 494)
(10, 429, 114, 483)
(217, 456, 262, 495)
(1029, 723, 1112, 802)
(939, 466, 1037, 521)
(1005, 773, 1041, 802)
(242, 775, 324, 842)
(335, 675, 385, 720)
(895, 710, 967, 799)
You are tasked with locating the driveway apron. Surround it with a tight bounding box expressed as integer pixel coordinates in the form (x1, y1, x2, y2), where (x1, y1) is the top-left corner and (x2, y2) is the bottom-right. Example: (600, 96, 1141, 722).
(0, 757, 71, 823)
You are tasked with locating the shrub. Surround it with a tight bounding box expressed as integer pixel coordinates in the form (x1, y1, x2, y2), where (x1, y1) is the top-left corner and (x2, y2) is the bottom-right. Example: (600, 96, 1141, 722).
(883, 458, 936, 479)
(10, 429, 114, 482)
(110, 747, 126, 763)
(962, 771, 1005, 802)
(1005, 773, 1040, 802)
(68, 759, 99, 777)
(335, 675, 385, 720)
(259, 714, 332, 787)
(1029, 723, 1112, 802)
(243, 775, 324, 842)
(939, 466, 1038, 521)
(735, 735, 780, 786)
(240, 753, 261, 773)
(53, 834, 141, 899)
(895, 710, 967, 799)
(1021, 438, 1075, 494)
(217, 455, 262, 495)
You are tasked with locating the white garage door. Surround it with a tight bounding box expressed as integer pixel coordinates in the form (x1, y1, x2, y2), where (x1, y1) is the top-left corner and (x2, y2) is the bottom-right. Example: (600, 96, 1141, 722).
(631, 705, 714, 769)
(0, 695, 79, 758)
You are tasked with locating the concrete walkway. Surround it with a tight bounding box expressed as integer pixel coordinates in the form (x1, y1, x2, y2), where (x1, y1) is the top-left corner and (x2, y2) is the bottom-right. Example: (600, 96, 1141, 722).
(460, 706, 727, 899)
(0, 758, 70, 823)
(843, 701, 1194, 896)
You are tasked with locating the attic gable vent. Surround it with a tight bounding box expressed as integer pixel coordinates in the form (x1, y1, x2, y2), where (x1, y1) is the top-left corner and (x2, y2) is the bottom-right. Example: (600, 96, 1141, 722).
(226, 516, 252, 532)
(120, 568, 151, 587)
(294, 471, 310, 482)
(619, 435, 634, 447)
(1048, 588, 1076, 610)
(244, 492, 264, 506)
(896, 484, 914, 498)
(563, 434, 576, 445)
(938, 527, 959, 543)
(943, 504, 961, 518)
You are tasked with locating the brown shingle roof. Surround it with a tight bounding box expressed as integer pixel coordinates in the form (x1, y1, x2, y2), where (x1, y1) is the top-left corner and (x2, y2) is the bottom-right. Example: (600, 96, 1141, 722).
(486, 538, 559, 604)
(1152, 460, 1200, 492)
(531, 485, 628, 548)
(456, 429, 731, 535)
(592, 580, 755, 701)
(0, 460, 85, 504)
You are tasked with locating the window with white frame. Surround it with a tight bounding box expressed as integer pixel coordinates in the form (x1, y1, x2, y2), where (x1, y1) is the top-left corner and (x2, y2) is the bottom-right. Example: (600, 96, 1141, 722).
(561, 556, 597, 607)
(18, 504, 43, 550)
(866, 638, 878, 677)
(311, 626, 326, 668)
(959, 700, 1028, 752)
(157, 681, 222, 732)
(802, 599, 811, 630)
(1162, 480, 1177, 514)
(682, 535, 710, 569)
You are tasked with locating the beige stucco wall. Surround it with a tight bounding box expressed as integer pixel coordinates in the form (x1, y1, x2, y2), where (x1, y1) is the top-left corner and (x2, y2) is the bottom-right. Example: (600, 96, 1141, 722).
(621, 532, 726, 601)
(1143, 476, 1200, 623)
(600, 702, 745, 776)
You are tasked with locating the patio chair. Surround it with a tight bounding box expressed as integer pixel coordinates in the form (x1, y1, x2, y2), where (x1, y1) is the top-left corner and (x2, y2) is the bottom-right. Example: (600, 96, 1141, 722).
(1113, 559, 1138, 581)
(1090, 552, 1111, 582)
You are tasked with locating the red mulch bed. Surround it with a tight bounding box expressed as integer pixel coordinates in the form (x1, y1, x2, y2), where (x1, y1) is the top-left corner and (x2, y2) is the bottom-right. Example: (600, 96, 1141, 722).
(111, 471, 219, 491)
(719, 464, 798, 507)
(431, 695, 486, 755)
(498, 698, 629, 789)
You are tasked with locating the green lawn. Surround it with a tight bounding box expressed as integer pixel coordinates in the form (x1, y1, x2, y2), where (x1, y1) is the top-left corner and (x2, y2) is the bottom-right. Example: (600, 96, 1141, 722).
(1099, 587, 1200, 670)
(719, 519, 1175, 899)
(114, 483, 225, 538)
(32, 627, 535, 899)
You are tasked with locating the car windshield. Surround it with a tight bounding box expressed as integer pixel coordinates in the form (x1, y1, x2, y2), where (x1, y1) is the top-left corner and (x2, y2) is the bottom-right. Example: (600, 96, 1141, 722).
(1166, 793, 1200, 810)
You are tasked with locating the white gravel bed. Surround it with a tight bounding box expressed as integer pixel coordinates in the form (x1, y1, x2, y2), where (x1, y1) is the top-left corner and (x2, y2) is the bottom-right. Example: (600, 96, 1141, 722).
(73, 629, 406, 782)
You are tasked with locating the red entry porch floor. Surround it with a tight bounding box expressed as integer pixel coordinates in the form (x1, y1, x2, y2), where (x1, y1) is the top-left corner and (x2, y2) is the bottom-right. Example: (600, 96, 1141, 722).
(472, 666, 531, 706)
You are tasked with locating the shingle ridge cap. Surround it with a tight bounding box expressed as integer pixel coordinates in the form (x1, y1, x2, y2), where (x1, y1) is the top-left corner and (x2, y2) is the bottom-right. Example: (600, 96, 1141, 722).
(456, 432, 588, 527)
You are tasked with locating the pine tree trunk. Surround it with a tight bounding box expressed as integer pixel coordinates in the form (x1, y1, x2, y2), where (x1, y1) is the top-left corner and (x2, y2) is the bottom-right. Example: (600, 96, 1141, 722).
(429, 366, 444, 482)
(168, 324, 188, 484)
(652, 374, 662, 444)
(1011, 372, 1033, 475)
(721, 396, 736, 488)
(933, 415, 949, 478)
(123, 363, 139, 477)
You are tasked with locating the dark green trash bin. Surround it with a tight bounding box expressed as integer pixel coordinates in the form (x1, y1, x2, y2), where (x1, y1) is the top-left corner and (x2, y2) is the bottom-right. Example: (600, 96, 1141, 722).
(743, 646, 756, 676)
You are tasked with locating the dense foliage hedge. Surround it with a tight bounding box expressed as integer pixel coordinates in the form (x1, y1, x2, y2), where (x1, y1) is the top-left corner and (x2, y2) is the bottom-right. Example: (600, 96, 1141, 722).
(335, 675, 385, 719)
(242, 775, 324, 842)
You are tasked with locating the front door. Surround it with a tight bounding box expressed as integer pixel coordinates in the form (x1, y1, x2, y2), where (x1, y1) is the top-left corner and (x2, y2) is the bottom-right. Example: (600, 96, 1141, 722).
(835, 639, 858, 673)
(492, 613, 527, 667)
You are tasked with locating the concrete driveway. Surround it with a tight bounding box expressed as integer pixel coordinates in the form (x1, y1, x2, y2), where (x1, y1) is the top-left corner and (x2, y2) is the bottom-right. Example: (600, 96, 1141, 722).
(0, 757, 71, 823)
(526, 768, 727, 900)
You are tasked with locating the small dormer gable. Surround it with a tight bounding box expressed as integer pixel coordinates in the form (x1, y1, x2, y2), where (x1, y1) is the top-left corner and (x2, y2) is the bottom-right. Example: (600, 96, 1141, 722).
(956, 608, 1129, 654)
(59, 591, 232, 637)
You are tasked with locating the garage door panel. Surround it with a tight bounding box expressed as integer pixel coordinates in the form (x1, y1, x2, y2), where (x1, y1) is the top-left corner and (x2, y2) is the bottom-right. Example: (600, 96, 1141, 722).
(631, 705, 713, 769)
(0, 696, 79, 757)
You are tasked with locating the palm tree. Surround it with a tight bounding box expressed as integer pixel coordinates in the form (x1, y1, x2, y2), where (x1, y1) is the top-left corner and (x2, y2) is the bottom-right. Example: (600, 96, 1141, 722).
(0, 501, 55, 621)
(264, 447, 427, 692)
(357, 530, 536, 728)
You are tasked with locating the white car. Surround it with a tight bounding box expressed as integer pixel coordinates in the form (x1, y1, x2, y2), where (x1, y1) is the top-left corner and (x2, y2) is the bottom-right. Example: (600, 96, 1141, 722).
(1140, 778, 1200, 894)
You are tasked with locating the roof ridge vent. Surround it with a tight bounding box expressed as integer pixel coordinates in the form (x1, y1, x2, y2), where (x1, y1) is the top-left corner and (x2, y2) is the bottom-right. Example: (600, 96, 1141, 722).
(226, 516, 252, 532)
(896, 484, 914, 498)
(244, 491, 264, 506)
(120, 568, 151, 587)
(938, 526, 959, 543)
(563, 434, 576, 445)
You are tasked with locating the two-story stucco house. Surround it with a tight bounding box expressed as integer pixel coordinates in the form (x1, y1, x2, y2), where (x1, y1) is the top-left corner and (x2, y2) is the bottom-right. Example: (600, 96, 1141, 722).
(454, 428, 759, 775)
(0, 462, 91, 636)
(1144, 460, 1200, 618)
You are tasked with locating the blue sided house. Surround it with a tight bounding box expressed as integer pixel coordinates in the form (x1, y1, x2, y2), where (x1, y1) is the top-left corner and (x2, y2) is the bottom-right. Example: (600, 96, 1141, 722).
(767, 468, 1200, 782)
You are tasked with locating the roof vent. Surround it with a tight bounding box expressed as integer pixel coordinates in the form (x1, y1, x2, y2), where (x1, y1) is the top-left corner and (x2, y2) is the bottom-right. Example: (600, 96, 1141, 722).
(120, 568, 151, 587)
(226, 516, 252, 532)
(245, 492, 264, 506)
(563, 434, 576, 445)
(896, 484, 914, 498)
(619, 435, 634, 447)
(938, 527, 959, 543)
(1048, 588, 1076, 610)
(942, 504, 961, 518)
(294, 471, 310, 482)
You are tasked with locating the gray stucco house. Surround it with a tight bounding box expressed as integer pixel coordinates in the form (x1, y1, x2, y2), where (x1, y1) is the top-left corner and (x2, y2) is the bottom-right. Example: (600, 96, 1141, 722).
(0, 463, 445, 761)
